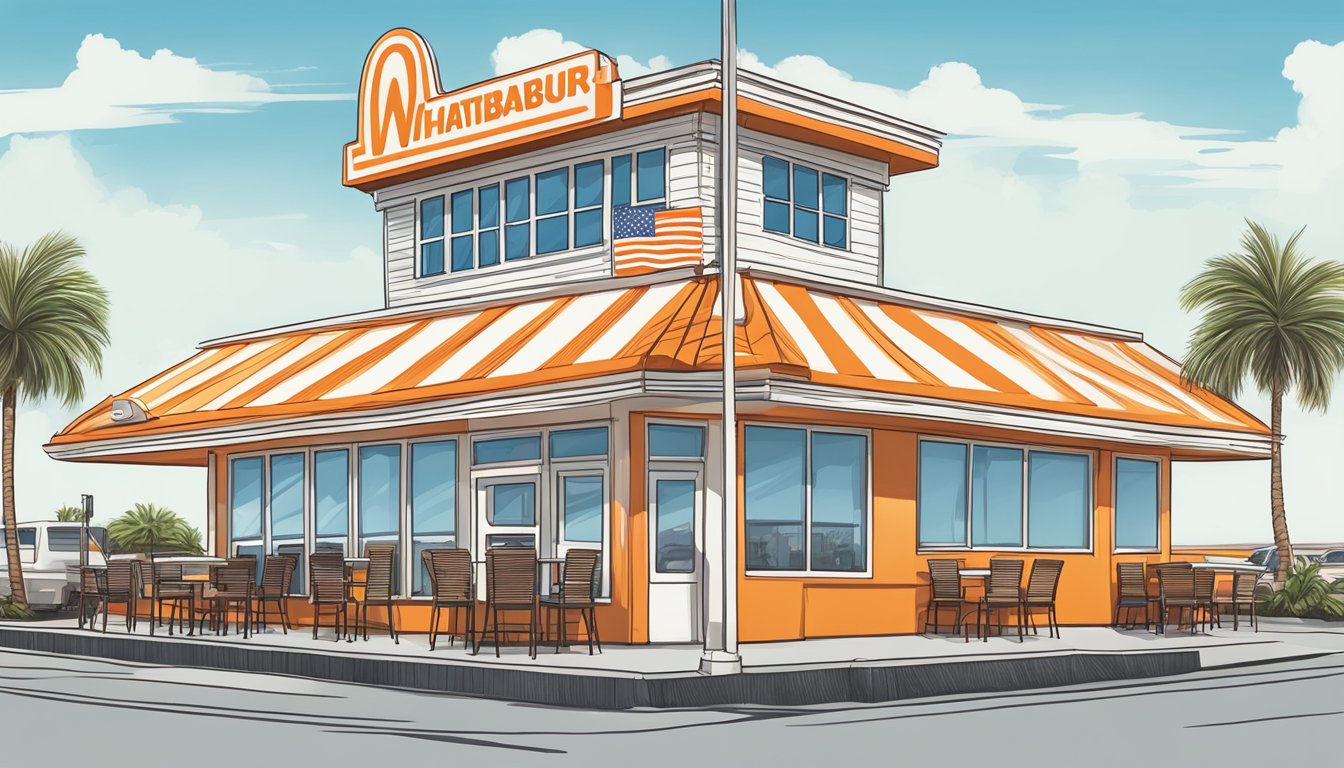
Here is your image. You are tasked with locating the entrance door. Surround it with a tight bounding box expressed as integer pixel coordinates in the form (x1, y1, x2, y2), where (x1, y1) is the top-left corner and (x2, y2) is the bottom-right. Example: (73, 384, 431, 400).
(474, 473, 542, 596)
(647, 469, 703, 642)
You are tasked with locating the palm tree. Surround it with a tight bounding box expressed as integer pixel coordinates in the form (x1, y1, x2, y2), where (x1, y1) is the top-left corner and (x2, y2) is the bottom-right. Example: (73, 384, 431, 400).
(1180, 220, 1344, 582)
(53, 505, 84, 522)
(0, 233, 110, 609)
(107, 503, 203, 555)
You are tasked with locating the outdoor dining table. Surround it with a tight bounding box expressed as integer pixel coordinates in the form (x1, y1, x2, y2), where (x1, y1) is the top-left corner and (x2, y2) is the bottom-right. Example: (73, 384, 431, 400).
(152, 556, 228, 636)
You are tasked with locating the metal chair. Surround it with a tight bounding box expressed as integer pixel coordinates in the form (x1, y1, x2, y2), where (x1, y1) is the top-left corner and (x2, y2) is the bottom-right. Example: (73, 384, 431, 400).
(352, 543, 398, 643)
(309, 551, 348, 641)
(78, 563, 137, 633)
(1155, 562, 1197, 635)
(253, 554, 297, 634)
(1213, 570, 1259, 631)
(1021, 559, 1064, 639)
(925, 559, 977, 642)
(1114, 562, 1158, 630)
(540, 549, 603, 655)
(208, 559, 254, 637)
(1194, 568, 1218, 631)
(980, 558, 1025, 642)
(149, 560, 200, 636)
(423, 548, 474, 651)
(476, 547, 538, 658)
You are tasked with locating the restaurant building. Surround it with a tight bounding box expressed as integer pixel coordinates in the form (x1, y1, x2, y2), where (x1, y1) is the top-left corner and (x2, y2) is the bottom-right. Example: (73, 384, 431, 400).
(47, 29, 1271, 649)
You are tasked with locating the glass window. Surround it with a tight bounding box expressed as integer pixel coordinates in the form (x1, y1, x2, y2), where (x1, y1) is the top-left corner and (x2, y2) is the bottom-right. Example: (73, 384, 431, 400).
(1027, 451, 1090, 549)
(918, 441, 968, 546)
(648, 423, 705, 458)
(744, 426, 806, 571)
(535, 168, 568, 215)
(505, 177, 530, 222)
(411, 440, 456, 597)
(611, 154, 632, 207)
(419, 196, 445, 276)
(574, 160, 604, 247)
(269, 453, 304, 540)
(760, 156, 848, 250)
(1115, 458, 1159, 550)
(473, 435, 542, 465)
(763, 156, 790, 201)
(478, 185, 501, 267)
(636, 148, 666, 202)
(314, 449, 349, 540)
(358, 444, 401, 537)
(810, 432, 867, 572)
(490, 482, 536, 526)
(563, 475, 603, 543)
(550, 426, 609, 459)
(971, 446, 1023, 547)
(450, 190, 473, 233)
(47, 529, 81, 552)
(230, 456, 263, 540)
(654, 478, 695, 573)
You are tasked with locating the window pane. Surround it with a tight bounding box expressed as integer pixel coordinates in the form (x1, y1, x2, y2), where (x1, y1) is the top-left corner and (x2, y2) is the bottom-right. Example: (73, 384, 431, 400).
(450, 235, 474, 272)
(648, 423, 704, 458)
(420, 196, 443, 239)
(810, 432, 867, 572)
(550, 426, 609, 459)
(1115, 458, 1159, 549)
(269, 453, 304, 540)
(971, 446, 1023, 547)
(491, 482, 535, 526)
(314, 449, 348, 538)
(763, 156, 790, 200)
(575, 160, 604, 208)
(1028, 452, 1090, 548)
(744, 425, 806, 571)
(230, 456, 263, 539)
(655, 478, 695, 573)
(764, 200, 790, 234)
(479, 184, 500, 228)
(536, 167, 569, 215)
(822, 173, 847, 215)
(450, 190, 473, 233)
(505, 223, 530, 260)
(420, 240, 444, 276)
(823, 215, 846, 249)
(636, 148, 665, 201)
(563, 475, 603, 543)
(792, 166, 818, 209)
(411, 440, 456, 535)
(505, 177, 530, 222)
(478, 230, 500, 267)
(474, 435, 542, 464)
(358, 444, 401, 537)
(918, 441, 967, 546)
(793, 208, 819, 242)
(536, 215, 569, 254)
(574, 209, 602, 247)
(611, 154, 631, 206)
(47, 529, 80, 552)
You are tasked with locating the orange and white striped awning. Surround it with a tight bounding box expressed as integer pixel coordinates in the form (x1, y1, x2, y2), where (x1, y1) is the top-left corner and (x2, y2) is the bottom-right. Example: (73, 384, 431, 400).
(48, 272, 1268, 460)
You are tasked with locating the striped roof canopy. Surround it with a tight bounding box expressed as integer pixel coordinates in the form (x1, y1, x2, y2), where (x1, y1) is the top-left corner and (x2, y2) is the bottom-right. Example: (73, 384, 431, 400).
(49, 272, 1269, 461)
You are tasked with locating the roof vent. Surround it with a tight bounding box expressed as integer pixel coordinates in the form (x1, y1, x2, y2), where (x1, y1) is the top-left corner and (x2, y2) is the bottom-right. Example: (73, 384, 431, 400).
(109, 398, 150, 424)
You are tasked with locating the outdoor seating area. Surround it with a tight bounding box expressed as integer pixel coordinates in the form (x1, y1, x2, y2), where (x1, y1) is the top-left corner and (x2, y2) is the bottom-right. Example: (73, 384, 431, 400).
(1113, 561, 1262, 635)
(923, 558, 1064, 642)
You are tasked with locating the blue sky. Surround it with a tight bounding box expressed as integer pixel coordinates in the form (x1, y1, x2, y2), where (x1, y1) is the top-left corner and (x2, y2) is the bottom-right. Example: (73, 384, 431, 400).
(2, 1, 1343, 542)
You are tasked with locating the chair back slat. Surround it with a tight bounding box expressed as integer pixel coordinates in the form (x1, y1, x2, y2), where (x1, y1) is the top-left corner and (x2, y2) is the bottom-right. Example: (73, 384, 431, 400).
(424, 548, 472, 602)
(104, 561, 136, 595)
(80, 566, 104, 595)
(1116, 562, 1149, 599)
(927, 559, 964, 600)
(1233, 570, 1260, 599)
(1193, 569, 1215, 601)
(214, 558, 255, 594)
(309, 551, 346, 602)
(1025, 559, 1064, 600)
(364, 543, 397, 600)
(561, 549, 601, 604)
(262, 555, 296, 595)
(1155, 562, 1195, 601)
(986, 558, 1024, 599)
(486, 547, 537, 605)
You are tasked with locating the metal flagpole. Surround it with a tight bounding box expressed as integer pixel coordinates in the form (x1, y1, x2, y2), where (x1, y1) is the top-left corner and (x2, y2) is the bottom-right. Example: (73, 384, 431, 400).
(701, 0, 742, 675)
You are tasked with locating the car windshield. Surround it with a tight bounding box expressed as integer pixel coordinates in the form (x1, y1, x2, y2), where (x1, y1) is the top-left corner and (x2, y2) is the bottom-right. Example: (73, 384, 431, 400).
(1248, 548, 1269, 566)
(1324, 550, 1344, 564)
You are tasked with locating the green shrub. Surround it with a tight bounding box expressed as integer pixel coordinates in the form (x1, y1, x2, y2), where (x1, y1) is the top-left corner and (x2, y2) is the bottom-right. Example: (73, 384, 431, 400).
(1258, 561, 1344, 620)
(0, 595, 33, 620)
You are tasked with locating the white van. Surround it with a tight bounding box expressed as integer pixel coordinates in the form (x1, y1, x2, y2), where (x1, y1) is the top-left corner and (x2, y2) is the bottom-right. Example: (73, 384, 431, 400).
(0, 521, 108, 609)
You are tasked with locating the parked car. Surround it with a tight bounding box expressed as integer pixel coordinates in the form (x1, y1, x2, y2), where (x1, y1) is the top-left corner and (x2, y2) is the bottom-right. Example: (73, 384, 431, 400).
(0, 521, 108, 609)
(1249, 545, 1344, 589)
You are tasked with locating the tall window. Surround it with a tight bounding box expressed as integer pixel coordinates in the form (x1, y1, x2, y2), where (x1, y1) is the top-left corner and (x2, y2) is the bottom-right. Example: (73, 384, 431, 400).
(359, 444, 402, 594)
(1115, 457, 1160, 550)
(612, 148, 666, 207)
(410, 440, 456, 596)
(314, 449, 349, 555)
(269, 453, 305, 590)
(419, 195, 445, 276)
(762, 156, 848, 249)
(230, 456, 263, 563)
(918, 439, 1092, 550)
(744, 425, 868, 573)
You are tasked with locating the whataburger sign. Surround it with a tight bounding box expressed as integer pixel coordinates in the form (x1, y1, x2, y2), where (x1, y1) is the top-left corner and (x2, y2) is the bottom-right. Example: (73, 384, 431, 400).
(344, 28, 622, 187)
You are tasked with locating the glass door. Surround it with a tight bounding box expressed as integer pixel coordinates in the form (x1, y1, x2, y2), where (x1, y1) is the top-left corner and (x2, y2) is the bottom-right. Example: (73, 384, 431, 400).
(647, 469, 703, 642)
(475, 473, 542, 553)
(555, 466, 606, 597)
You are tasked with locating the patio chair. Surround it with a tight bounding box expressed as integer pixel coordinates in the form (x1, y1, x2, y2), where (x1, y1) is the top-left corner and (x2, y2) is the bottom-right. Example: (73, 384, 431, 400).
(1154, 562, 1197, 635)
(1213, 570, 1259, 632)
(309, 551, 348, 641)
(208, 559, 254, 637)
(540, 548, 603, 655)
(476, 547, 538, 658)
(352, 543, 398, 643)
(1114, 562, 1158, 631)
(1021, 559, 1064, 639)
(423, 548, 474, 651)
(78, 563, 137, 633)
(924, 559, 977, 642)
(149, 560, 201, 636)
(1193, 568, 1219, 631)
(253, 554, 297, 634)
(980, 558, 1025, 642)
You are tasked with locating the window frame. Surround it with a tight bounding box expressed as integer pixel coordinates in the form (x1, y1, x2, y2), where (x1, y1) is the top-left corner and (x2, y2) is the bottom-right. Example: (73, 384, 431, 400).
(742, 421, 873, 579)
(1112, 453, 1163, 554)
(760, 154, 850, 251)
(915, 435, 1095, 554)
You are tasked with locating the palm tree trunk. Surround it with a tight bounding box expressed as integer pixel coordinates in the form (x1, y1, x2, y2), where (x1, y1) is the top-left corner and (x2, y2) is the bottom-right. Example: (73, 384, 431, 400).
(1269, 386, 1294, 583)
(2, 385, 27, 608)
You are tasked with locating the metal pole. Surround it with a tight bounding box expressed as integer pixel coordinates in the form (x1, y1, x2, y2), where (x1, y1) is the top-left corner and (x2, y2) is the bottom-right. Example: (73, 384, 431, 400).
(79, 494, 93, 569)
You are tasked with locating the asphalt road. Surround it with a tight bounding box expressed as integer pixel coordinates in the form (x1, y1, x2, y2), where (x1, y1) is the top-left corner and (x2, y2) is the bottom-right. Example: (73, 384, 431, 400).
(1, 634, 1340, 766)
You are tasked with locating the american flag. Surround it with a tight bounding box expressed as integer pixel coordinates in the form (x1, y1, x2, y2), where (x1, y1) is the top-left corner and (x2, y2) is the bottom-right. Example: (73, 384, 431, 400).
(612, 204, 704, 276)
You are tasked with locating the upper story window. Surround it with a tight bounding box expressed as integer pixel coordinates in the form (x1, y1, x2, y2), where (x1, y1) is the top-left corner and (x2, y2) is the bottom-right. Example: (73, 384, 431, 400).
(612, 148, 666, 207)
(762, 156, 848, 250)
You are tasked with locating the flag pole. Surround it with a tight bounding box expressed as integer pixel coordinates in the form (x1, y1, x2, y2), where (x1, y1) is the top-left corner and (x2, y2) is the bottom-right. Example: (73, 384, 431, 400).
(701, 0, 741, 675)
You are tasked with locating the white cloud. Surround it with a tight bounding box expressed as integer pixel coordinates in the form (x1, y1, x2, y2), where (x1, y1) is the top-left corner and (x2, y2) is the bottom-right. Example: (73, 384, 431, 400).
(0, 34, 350, 137)
(490, 29, 672, 77)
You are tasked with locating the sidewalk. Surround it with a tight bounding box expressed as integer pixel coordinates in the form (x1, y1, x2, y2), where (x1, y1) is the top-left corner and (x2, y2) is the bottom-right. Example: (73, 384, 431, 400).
(0, 616, 1335, 708)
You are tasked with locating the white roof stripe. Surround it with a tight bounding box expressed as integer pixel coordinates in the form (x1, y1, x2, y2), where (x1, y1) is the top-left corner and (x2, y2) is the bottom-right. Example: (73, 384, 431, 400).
(811, 292, 914, 382)
(756, 281, 837, 374)
(489, 291, 622, 378)
(248, 324, 414, 407)
(576, 283, 685, 364)
(1127, 342, 1184, 375)
(131, 347, 225, 400)
(1008, 329, 1177, 412)
(201, 333, 343, 411)
(419, 300, 555, 386)
(1065, 335, 1233, 423)
(999, 326, 1127, 411)
(321, 313, 479, 400)
(145, 339, 282, 411)
(856, 301, 990, 391)
(918, 312, 1066, 401)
